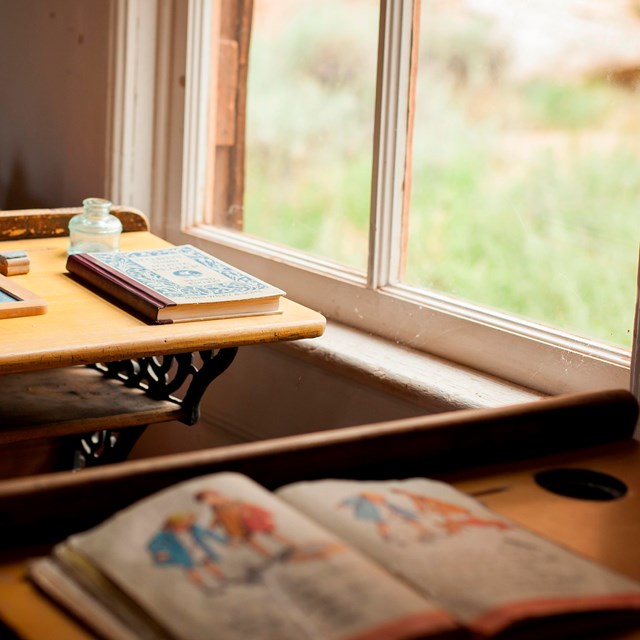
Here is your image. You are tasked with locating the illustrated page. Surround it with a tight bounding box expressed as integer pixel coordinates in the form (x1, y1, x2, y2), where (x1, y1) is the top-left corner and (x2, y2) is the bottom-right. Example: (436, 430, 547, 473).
(65, 473, 457, 640)
(278, 477, 640, 637)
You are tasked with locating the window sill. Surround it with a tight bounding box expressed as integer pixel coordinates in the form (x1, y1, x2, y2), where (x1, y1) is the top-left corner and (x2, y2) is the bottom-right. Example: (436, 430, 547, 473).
(271, 321, 544, 413)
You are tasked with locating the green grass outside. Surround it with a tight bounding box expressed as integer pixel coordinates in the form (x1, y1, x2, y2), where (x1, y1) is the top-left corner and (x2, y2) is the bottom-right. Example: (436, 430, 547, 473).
(244, 1, 639, 348)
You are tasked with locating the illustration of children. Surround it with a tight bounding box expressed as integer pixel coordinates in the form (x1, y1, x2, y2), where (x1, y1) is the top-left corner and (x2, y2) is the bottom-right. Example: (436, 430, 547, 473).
(339, 492, 429, 541)
(147, 512, 227, 589)
(391, 488, 510, 535)
(196, 490, 295, 557)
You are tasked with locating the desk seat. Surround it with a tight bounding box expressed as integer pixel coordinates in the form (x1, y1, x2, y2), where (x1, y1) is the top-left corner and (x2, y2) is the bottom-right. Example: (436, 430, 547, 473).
(0, 367, 183, 477)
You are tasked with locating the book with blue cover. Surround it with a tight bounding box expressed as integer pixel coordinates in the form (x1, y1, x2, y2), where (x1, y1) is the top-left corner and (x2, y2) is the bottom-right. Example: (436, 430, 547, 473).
(66, 245, 285, 324)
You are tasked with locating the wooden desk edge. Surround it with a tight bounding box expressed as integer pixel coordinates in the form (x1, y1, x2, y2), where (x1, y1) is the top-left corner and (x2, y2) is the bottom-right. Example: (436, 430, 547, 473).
(0, 298, 326, 374)
(0, 388, 635, 540)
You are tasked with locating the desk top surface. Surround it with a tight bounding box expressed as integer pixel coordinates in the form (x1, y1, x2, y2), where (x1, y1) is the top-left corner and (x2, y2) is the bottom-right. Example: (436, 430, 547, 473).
(0, 233, 325, 374)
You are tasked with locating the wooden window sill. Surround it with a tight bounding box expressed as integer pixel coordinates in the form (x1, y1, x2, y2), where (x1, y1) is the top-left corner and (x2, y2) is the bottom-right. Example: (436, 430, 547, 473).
(271, 321, 543, 413)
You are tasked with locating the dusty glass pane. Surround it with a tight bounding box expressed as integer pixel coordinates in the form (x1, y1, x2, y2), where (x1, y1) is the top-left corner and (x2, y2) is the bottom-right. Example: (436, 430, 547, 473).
(243, 0, 379, 270)
(405, 0, 640, 348)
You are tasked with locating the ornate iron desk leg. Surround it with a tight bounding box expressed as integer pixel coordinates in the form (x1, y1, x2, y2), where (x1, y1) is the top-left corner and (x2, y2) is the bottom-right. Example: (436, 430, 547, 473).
(74, 347, 238, 468)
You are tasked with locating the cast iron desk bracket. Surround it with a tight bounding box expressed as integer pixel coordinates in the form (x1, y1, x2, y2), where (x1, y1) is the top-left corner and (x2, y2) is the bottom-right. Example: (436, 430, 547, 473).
(76, 347, 238, 468)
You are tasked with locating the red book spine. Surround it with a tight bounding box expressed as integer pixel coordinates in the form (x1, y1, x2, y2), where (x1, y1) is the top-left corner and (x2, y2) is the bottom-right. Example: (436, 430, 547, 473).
(66, 253, 175, 323)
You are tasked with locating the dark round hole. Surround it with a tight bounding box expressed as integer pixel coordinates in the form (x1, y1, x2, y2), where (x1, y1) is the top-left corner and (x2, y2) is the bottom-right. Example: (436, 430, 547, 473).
(534, 468, 628, 501)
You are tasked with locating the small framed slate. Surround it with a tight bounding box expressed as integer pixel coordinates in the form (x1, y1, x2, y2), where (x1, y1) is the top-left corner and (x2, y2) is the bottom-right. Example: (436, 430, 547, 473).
(0, 274, 47, 319)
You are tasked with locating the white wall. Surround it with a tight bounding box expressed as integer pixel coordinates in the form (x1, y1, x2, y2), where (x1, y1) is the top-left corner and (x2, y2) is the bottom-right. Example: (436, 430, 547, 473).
(0, 0, 111, 209)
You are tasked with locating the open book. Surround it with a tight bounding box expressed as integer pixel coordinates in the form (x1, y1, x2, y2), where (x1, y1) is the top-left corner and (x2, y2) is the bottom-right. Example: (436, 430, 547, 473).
(30, 473, 640, 640)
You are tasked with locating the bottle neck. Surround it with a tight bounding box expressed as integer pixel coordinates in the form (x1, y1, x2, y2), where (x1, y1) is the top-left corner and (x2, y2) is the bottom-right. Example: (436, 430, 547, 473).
(83, 197, 112, 220)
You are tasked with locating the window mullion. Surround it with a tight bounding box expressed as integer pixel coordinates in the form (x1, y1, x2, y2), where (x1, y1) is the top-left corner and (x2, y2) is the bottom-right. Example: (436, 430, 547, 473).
(181, 0, 214, 230)
(367, 0, 414, 290)
(105, 0, 159, 215)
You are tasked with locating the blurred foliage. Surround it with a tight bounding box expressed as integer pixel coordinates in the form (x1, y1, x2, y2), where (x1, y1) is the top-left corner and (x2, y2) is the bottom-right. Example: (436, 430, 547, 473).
(243, 0, 639, 348)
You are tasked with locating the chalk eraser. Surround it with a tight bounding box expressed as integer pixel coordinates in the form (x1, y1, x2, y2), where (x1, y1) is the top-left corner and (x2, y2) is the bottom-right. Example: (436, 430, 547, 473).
(0, 250, 30, 276)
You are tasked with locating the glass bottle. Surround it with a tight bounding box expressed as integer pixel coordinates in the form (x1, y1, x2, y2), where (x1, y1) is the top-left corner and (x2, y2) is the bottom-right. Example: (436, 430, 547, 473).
(68, 198, 122, 254)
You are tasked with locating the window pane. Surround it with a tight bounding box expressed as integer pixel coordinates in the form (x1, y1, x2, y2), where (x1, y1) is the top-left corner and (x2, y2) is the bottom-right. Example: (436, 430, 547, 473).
(243, 0, 379, 270)
(405, 0, 640, 348)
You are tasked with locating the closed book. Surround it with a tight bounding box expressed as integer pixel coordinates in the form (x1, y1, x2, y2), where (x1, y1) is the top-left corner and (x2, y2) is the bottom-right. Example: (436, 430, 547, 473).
(66, 245, 285, 324)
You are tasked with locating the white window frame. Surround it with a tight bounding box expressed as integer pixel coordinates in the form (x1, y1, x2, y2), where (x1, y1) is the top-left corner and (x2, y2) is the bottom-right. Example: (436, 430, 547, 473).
(111, 0, 633, 397)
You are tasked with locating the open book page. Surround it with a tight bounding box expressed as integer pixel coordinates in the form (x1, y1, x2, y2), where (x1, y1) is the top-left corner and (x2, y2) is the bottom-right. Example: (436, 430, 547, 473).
(46, 473, 459, 640)
(277, 478, 640, 638)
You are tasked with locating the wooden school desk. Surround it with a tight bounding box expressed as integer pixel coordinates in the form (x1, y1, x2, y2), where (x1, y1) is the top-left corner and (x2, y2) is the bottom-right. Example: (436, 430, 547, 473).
(0, 389, 639, 639)
(0, 231, 325, 469)
(0, 231, 325, 373)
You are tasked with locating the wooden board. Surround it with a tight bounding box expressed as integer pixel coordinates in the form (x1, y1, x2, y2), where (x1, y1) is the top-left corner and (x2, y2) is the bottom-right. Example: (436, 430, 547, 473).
(0, 206, 150, 240)
(0, 367, 184, 446)
(450, 441, 640, 582)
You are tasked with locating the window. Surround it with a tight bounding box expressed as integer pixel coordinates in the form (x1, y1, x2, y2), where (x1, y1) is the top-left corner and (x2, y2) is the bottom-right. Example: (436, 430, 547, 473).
(242, 0, 379, 272)
(149, 0, 636, 396)
(406, 0, 639, 350)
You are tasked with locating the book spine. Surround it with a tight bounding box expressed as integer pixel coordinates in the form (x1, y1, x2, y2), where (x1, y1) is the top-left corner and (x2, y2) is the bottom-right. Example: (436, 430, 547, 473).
(66, 254, 172, 323)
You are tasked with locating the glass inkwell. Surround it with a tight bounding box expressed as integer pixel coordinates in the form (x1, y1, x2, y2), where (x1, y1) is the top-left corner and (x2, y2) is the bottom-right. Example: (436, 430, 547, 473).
(68, 198, 122, 255)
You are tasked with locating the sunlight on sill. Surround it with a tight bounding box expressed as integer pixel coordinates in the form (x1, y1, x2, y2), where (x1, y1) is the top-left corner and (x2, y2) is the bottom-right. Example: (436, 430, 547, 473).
(272, 321, 543, 412)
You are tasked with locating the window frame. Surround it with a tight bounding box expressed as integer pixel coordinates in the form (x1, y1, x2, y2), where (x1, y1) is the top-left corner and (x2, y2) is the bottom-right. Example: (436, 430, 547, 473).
(127, 0, 632, 397)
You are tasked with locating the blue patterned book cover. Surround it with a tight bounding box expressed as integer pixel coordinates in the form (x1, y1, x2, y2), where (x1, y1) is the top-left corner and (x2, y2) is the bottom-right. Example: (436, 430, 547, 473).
(66, 245, 285, 323)
(91, 245, 284, 304)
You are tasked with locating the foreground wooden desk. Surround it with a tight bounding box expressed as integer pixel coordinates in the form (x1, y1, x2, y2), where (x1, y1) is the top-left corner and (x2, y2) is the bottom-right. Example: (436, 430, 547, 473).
(0, 232, 325, 469)
(0, 390, 639, 639)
